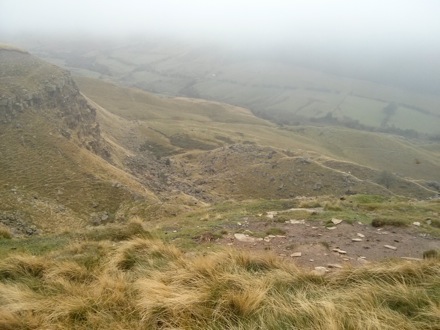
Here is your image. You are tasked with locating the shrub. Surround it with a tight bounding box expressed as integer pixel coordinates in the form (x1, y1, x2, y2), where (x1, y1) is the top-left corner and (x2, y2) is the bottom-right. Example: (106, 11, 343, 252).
(429, 219, 440, 228)
(323, 201, 342, 211)
(299, 200, 321, 208)
(426, 181, 440, 191)
(371, 218, 407, 228)
(265, 227, 286, 236)
(423, 250, 439, 259)
(376, 170, 396, 189)
(86, 219, 151, 242)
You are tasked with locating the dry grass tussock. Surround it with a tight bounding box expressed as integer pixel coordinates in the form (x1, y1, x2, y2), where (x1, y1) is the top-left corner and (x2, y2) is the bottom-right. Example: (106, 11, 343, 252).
(0, 237, 439, 329)
(0, 224, 12, 239)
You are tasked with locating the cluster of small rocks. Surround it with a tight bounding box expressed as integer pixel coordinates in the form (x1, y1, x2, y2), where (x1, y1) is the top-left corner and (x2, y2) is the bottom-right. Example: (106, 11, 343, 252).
(89, 211, 111, 226)
(126, 153, 214, 203)
(0, 211, 39, 236)
(226, 212, 436, 275)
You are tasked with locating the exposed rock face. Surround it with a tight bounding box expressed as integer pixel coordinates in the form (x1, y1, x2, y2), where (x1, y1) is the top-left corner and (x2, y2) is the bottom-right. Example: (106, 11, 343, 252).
(0, 48, 109, 158)
(0, 210, 39, 236)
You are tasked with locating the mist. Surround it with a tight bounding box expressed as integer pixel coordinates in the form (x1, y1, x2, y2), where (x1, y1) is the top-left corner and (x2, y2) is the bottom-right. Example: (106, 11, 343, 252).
(2, 0, 439, 45)
(2, 0, 440, 93)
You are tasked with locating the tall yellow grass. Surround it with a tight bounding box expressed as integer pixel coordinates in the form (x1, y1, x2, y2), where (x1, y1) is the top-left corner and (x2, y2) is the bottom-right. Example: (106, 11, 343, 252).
(0, 237, 439, 329)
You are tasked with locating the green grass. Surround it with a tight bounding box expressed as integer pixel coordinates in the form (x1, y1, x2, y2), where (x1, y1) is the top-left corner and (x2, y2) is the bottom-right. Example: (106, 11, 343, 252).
(265, 227, 287, 236)
(352, 194, 389, 204)
(337, 95, 387, 127)
(0, 235, 69, 258)
(0, 221, 150, 260)
(390, 106, 440, 134)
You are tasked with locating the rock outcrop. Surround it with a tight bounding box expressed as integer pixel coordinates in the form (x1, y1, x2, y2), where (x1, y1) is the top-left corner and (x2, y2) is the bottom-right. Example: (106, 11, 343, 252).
(0, 48, 109, 158)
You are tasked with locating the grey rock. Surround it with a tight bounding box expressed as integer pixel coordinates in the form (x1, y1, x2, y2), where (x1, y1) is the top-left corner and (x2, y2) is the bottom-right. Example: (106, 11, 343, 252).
(312, 267, 328, 276)
(234, 233, 258, 243)
(331, 218, 343, 225)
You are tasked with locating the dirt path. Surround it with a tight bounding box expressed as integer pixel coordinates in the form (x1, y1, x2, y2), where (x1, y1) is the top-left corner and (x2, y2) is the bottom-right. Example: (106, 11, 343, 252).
(217, 218, 439, 270)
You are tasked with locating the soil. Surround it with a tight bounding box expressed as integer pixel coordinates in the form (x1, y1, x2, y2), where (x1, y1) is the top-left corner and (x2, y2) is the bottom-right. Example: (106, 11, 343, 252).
(216, 218, 440, 270)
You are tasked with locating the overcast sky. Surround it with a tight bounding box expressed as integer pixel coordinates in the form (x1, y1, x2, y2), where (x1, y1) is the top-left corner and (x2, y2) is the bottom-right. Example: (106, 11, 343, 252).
(1, 0, 440, 47)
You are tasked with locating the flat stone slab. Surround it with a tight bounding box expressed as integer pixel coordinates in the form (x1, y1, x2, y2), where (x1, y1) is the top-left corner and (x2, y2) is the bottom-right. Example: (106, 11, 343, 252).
(286, 219, 305, 224)
(234, 233, 261, 243)
(331, 218, 343, 225)
(332, 248, 347, 254)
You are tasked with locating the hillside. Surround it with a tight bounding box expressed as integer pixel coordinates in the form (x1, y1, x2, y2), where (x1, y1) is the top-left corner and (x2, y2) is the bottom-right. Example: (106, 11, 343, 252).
(2, 47, 434, 234)
(75, 76, 439, 200)
(30, 39, 440, 137)
(0, 46, 439, 330)
(0, 47, 158, 234)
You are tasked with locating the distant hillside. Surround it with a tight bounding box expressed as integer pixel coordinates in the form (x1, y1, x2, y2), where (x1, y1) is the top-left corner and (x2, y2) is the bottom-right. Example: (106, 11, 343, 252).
(30, 40, 440, 137)
(76, 76, 439, 200)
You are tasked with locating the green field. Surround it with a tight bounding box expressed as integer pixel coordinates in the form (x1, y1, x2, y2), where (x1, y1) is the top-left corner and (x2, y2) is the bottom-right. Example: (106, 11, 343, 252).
(37, 42, 440, 136)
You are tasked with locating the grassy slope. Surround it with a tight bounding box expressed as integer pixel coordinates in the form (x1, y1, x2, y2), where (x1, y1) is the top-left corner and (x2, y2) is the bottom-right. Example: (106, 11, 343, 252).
(288, 126, 440, 181)
(0, 48, 162, 233)
(1, 46, 439, 329)
(75, 76, 266, 125)
(0, 112, 158, 233)
(0, 228, 439, 329)
(76, 76, 440, 187)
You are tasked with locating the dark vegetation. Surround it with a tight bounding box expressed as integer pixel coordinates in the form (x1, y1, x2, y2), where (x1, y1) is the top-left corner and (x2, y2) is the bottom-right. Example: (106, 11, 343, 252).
(255, 108, 424, 140)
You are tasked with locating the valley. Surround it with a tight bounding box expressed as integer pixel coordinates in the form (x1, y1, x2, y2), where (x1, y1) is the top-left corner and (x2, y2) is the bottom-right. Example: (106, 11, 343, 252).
(0, 45, 439, 329)
(32, 39, 440, 137)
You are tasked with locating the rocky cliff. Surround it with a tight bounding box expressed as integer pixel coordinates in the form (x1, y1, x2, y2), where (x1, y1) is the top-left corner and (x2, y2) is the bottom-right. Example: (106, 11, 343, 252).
(0, 47, 109, 158)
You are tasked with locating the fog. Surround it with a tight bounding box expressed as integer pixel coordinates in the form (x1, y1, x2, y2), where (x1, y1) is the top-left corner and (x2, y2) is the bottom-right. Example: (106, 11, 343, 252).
(1, 0, 440, 92)
(2, 0, 439, 45)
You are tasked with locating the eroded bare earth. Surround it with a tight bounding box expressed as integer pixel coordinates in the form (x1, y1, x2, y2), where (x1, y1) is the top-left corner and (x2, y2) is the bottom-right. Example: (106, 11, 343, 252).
(217, 216, 439, 270)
